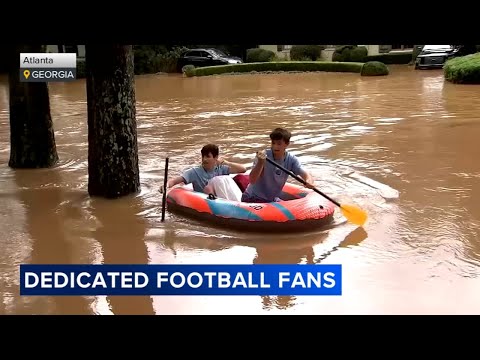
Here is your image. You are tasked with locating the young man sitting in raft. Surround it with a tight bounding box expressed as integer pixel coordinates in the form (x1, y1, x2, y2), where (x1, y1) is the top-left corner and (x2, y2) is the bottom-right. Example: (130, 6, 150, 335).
(241, 127, 315, 203)
(166, 144, 247, 201)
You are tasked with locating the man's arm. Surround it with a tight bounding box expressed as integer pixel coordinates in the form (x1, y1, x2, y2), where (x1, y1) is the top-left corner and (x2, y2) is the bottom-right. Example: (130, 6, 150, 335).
(218, 158, 247, 174)
(249, 150, 266, 184)
(167, 176, 186, 188)
(299, 169, 315, 188)
(291, 155, 315, 188)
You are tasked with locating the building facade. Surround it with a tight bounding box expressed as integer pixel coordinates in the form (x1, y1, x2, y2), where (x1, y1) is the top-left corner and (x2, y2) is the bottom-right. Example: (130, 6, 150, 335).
(259, 45, 414, 60)
(46, 45, 86, 60)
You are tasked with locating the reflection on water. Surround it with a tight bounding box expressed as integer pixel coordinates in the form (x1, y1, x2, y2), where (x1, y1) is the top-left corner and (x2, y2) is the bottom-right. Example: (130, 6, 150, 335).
(1, 65, 480, 315)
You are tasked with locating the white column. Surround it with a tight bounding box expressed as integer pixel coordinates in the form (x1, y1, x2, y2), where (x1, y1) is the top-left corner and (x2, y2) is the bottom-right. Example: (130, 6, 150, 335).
(366, 45, 380, 56)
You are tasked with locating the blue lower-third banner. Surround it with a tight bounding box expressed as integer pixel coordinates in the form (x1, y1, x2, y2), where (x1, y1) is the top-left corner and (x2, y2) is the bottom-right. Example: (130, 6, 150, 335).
(20, 264, 342, 296)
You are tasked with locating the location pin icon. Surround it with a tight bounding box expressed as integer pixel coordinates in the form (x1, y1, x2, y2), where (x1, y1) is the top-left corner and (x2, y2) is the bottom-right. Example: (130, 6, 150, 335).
(24, 70, 30, 79)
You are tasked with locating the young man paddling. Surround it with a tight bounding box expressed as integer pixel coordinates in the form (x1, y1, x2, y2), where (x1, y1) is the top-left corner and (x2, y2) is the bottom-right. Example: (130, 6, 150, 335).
(241, 128, 314, 203)
(166, 144, 247, 200)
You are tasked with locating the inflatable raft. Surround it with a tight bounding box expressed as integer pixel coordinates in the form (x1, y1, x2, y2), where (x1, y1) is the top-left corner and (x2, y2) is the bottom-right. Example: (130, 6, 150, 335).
(166, 177, 335, 232)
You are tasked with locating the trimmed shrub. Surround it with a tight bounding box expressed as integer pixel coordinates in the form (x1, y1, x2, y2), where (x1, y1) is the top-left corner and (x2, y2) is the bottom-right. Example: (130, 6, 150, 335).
(333, 45, 412, 64)
(361, 61, 389, 76)
(332, 45, 357, 62)
(290, 45, 325, 61)
(444, 53, 480, 84)
(185, 61, 365, 77)
(246, 48, 275, 63)
(350, 46, 368, 62)
(332, 45, 368, 62)
(182, 65, 195, 77)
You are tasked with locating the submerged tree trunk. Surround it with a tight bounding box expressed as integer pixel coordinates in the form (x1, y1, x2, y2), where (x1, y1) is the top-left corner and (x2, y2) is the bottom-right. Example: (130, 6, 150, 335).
(410, 45, 424, 65)
(85, 45, 140, 198)
(8, 44, 58, 168)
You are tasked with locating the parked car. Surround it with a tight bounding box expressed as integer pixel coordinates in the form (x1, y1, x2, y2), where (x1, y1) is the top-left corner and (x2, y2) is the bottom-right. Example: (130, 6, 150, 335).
(176, 48, 243, 72)
(415, 45, 459, 70)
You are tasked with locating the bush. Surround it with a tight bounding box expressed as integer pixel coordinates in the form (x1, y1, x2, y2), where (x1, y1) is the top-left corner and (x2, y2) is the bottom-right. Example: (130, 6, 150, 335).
(361, 61, 389, 76)
(133, 45, 189, 74)
(332, 45, 356, 62)
(350, 46, 368, 62)
(182, 64, 195, 77)
(332, 45, 368, 62)
(454, 45, 478, 57)
(444, 53, 480, 84)
(185, 61, 365, 77)
(333, 45, 413, 64)
(246, 48, 275, 63)
(290, 45, 325, 61)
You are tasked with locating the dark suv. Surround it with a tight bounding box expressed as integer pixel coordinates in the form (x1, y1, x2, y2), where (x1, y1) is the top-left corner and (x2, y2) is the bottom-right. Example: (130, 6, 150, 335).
(414, 45, 459, 69)
(176, 48, 243, 72)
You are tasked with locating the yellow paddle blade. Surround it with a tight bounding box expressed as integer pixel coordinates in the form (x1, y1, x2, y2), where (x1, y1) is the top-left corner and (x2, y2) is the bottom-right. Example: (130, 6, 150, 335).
(340, 204, 368, 226)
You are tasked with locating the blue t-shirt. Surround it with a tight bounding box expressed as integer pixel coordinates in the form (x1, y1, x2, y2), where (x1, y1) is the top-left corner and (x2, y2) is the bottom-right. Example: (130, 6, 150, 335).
(181, 165, 230, 192)
(243, 149, 304, 202)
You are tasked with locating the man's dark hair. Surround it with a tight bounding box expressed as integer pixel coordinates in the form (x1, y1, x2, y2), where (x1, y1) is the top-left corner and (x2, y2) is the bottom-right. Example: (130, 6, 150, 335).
(270, 128, 291, 143)
(201, 144, 219, 157)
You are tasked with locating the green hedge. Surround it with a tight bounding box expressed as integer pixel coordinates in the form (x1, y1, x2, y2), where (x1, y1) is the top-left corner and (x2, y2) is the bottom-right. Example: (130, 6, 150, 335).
(185, 61, 365, 77)
(290, 45, 325, 61)
(365, 52, 412, 64)
(332, 45, 368, 62)
(332, 45, 413, 64)
(361, 61, 389, 76)
(246, 48, 275, 62)
(444, 53, 480, 84)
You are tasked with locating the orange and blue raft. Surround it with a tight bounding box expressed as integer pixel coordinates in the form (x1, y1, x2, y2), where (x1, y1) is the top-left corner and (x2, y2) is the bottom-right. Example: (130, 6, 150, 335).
(166, 180, 335, 224)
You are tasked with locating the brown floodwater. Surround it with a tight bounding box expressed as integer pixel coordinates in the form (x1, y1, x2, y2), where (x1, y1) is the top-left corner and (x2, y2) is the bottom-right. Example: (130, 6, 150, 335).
(1, 65, 479, 315)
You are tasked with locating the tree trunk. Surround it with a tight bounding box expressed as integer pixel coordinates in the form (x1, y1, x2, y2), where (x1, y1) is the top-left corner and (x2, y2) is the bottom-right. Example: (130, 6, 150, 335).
(8, 44, 58, 168)
(85, 45, 140, 199)
(410, 45, 424, 65)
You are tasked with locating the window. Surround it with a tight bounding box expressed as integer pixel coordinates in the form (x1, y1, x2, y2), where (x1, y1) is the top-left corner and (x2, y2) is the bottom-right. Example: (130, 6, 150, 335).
(277, 45, 292, 51)
(392, 44, 414, 50)
(64, 45, 78, 55)
(210, 49, 227, 57)
(185, 51, 201, 57)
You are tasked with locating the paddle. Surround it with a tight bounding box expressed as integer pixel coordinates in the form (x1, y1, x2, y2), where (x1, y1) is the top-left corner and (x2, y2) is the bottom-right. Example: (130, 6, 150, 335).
(161, 157, 169, 222)
(265, 157, 368, 226)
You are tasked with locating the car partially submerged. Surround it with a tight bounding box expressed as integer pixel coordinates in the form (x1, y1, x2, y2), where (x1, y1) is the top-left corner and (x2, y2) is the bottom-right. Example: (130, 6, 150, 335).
(176, 48, 243, 72)
(415, 45, 459, 69)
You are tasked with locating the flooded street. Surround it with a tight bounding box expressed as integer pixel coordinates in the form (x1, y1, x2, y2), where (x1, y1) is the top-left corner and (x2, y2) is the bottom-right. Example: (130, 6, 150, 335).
(1, 65, 479, 314)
